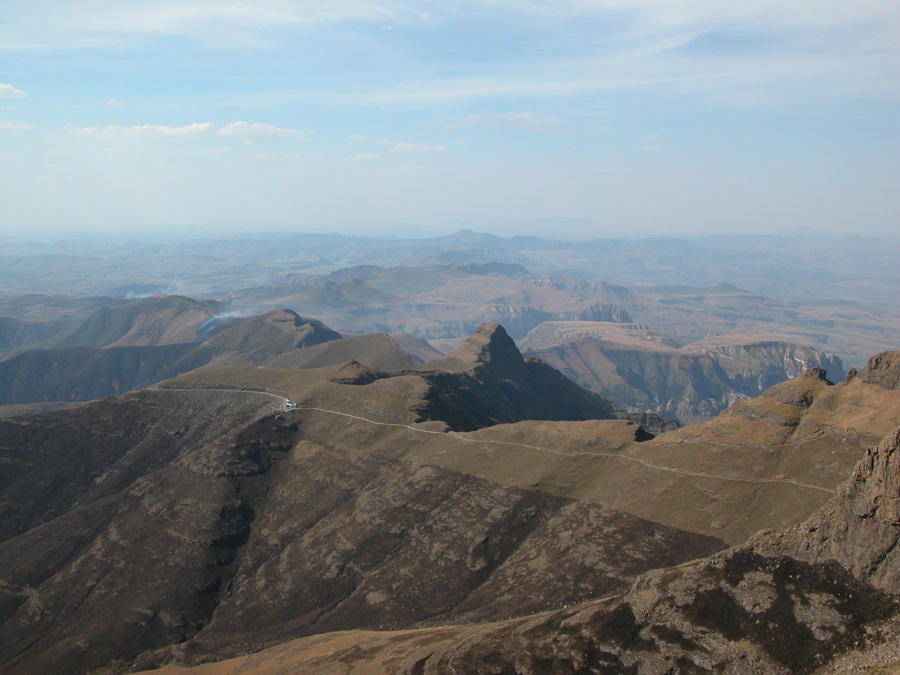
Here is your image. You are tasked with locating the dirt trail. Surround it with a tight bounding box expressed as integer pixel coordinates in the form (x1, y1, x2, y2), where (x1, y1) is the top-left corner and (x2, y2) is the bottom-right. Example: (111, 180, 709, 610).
(292, 405, 835, 494)
(154, 386, 834, 494)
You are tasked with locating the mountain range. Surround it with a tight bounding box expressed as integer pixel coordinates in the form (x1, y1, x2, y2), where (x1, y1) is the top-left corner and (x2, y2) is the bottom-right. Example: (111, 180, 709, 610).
(3, 231, 898, 367)
(1, 312, 899, 672)
(0, 292, 848, 426)
(2, 230, 899, 673)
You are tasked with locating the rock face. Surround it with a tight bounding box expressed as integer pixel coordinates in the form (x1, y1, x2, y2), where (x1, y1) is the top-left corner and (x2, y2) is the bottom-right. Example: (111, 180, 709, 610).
(527, 330, 845, 424)
(684, 339, 845, 389)
(415, 323, 674, 433)
(756, 425, 900, 592)
(373, 550, 896, 674)
(857, 350, 900, 390)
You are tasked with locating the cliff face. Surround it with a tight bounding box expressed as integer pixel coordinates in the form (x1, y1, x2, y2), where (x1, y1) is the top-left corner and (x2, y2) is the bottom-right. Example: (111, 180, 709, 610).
(415, 323, 676, 433)
(529, 333, 844, 424)
(856, 350, 900, 390)
(684, 339, 846, 392)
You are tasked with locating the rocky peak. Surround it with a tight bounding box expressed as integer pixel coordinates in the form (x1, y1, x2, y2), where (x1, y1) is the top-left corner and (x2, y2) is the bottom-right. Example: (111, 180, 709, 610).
(445, 322, 523, 369)
(857, 351, 900, 390)
(801, 365, 833, 384)
(861, 426, 900, 525)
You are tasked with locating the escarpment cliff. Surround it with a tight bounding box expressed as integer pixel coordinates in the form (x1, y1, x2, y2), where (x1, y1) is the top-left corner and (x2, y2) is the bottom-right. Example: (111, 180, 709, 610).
(526, 325, 845, 423)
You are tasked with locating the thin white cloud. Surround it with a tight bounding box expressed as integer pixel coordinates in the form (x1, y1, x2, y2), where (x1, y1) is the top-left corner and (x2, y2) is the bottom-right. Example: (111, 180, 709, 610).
(430, 111, 566, 132)
(64, 121, 308, 140)
(1, 1, 429, 50)
(103, 97, 126, 106)
(0, 120, 36, 133)
(217, 121, 307, 138)
(393, 141, 446, 152)
(69, 122, 214, 137)
(0, 83, 27, 99)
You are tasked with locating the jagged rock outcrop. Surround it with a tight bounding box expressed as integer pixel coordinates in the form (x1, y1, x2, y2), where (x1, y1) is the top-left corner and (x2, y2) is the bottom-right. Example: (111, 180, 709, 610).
(857, 350, 900, 390)
(362, 550, 896, 674)
(414, 323, 673, 432)
(685, 339, 845, 391)
(576, 303, 632, 323)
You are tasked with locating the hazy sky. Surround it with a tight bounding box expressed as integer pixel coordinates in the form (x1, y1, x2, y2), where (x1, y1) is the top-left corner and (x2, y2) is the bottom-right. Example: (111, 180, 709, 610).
(1, 1, 898, 238)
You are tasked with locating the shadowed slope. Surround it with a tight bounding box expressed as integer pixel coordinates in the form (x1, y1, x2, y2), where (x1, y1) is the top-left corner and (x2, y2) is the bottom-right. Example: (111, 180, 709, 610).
(146, 419, 900, 675)
(413, 323, 644, 432)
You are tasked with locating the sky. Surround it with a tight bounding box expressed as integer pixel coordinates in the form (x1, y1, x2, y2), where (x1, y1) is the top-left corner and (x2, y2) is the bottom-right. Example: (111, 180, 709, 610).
(1, 0, 898, 239)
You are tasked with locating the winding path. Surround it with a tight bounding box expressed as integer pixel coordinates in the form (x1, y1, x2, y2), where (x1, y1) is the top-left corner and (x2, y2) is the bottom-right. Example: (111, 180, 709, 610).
(152, 386, 835, 494)
(292, 405, 836, 494)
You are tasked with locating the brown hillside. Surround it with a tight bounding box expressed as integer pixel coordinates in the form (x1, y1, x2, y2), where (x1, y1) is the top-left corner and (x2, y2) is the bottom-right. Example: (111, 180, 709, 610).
(0, 361, 723, 674)
(203, 309, 342, 352)
(268, 332, 415, 371)
(46, 294, 219, 349)
(146, 420, 900, 675)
